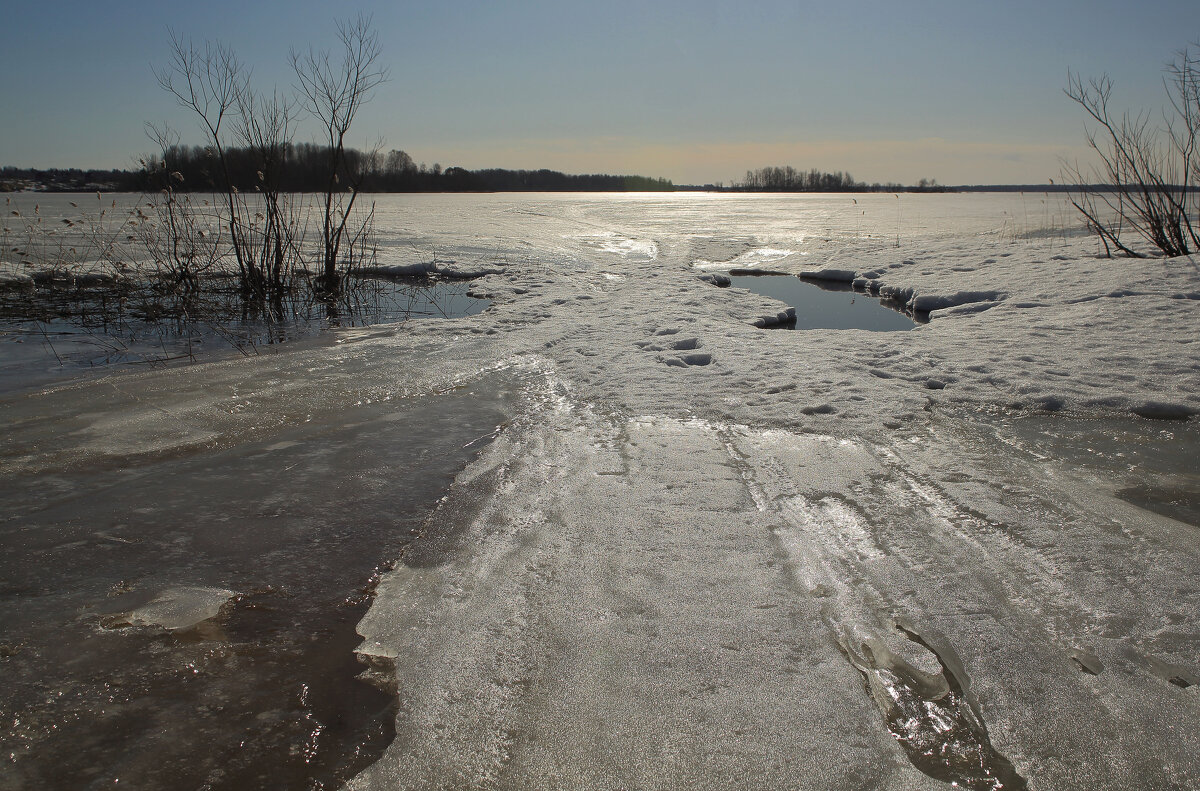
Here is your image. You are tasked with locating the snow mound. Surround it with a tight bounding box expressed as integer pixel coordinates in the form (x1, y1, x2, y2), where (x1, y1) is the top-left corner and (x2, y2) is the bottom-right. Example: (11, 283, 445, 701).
(29, 270, 117, 287)
(752, 307, 797, 328)
(909, 290, 1004, 312)
(1132, 401, 1196, 420)
(0, 271, 33, 287)
(799, 267, 857, 282)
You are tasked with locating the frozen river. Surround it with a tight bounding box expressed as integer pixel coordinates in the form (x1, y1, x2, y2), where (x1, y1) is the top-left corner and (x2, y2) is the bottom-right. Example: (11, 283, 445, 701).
(2, 192, 1198, 790)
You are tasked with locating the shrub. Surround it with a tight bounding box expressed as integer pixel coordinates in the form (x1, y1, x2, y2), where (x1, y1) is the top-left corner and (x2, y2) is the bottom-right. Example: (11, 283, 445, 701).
(1062, 46, 1200, 257)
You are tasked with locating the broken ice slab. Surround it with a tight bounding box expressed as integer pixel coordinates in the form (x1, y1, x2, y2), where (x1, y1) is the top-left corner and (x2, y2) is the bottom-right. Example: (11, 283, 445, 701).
(100, 586, 239, 631)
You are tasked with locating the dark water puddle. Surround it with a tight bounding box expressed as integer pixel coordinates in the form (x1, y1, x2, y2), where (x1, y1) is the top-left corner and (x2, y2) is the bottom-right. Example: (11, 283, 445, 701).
(0, 277, 490, 395)
(842, 627, 1027, 790)
(0, 369, 523, 790)
(1114, 485, 1200, 527)
(349, 275, 490, 323)
(727, 273, 919, 331)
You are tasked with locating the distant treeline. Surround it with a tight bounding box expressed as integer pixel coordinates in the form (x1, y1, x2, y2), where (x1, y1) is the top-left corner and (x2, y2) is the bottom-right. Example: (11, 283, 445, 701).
(458, 168, 673, 192)
(147, 144, 676, 192)
(5, 155, 1023, 195)
(729, 166, 950, 193)
(1, 166, 140, 193)
(0, 146, 674, 193)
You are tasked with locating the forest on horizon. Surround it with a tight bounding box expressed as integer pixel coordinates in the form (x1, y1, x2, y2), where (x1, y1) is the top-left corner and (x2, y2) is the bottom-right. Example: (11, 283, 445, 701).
(1, 145, 968, 194)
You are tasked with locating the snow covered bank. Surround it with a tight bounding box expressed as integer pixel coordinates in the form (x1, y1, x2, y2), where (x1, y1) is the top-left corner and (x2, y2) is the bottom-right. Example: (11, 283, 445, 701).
(355, 259, 506, 279)
(348, 197, 1197, 789)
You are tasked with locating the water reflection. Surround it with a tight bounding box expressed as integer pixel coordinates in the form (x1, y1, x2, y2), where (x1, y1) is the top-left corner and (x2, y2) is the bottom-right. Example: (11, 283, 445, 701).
(727, 273, 919, 331)
(0, 276, 490, 394)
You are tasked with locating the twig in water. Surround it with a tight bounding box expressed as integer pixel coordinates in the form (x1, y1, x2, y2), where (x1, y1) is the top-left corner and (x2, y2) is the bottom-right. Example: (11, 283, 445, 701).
(36, 321, 62, 365)
(895, 193, 902, 248)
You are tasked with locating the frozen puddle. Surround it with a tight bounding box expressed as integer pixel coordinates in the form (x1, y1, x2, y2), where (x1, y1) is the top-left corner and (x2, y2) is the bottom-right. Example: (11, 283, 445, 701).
(0, 368, 524, 790)
(980, 410, 1200, 528)
(726, 273, 918, 330)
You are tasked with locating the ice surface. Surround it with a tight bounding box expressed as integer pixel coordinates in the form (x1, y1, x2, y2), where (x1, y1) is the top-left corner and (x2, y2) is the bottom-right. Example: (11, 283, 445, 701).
(3, 192, 1198, 789)
(350, 194, 1197, 789)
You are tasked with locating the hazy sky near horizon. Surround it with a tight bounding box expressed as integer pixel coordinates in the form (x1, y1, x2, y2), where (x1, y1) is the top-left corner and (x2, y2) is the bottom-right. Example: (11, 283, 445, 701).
(3, 0, 1198, 185)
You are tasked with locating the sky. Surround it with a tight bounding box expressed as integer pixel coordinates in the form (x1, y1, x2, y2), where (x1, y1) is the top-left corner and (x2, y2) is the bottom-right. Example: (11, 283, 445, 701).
(2, 0, 1198, 185)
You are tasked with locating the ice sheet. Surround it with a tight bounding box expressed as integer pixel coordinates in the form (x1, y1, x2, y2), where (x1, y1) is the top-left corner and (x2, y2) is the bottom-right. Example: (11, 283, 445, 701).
(3, 192, 1198, 789)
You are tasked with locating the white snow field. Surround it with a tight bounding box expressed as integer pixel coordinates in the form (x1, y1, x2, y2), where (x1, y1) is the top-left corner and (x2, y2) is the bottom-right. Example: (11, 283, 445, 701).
(2, 192, 1198, 790)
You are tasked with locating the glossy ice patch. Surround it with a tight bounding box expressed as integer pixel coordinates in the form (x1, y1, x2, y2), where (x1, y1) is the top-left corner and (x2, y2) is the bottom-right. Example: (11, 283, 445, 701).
(842, 625, 1028, 791)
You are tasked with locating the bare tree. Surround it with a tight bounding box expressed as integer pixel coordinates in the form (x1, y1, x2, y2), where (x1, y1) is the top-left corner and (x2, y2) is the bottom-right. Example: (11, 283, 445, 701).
(1063, 47, 1200, 257)
(155, 34, 315, 306)
(151, 20, 389, 303)
(291, 15, 389, 295)
(234, 87, 304, 302)
(155, 33, 252, 275)
(138, 122, 226, 293)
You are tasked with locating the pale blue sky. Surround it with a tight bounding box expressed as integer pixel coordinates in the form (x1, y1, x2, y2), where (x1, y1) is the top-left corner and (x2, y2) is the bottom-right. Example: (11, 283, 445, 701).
(2, 0, 1198, 184)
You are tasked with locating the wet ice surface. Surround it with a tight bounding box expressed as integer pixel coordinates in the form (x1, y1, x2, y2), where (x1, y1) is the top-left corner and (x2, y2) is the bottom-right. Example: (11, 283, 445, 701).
(352, 398, 1200, 790)
(3, 192, 1199, 790)
(726, 274, 917, 331)
(0, 358, 523, 789)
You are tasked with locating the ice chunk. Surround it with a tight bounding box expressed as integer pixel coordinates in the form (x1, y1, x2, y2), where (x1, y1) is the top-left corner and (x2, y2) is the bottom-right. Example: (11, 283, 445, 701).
(103, 586, 239, 631)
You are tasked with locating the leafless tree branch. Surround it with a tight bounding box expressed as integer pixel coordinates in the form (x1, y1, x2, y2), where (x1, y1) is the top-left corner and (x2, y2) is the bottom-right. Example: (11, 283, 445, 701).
(291, 14, 389, 293)
(1063, 47, 1200, 258)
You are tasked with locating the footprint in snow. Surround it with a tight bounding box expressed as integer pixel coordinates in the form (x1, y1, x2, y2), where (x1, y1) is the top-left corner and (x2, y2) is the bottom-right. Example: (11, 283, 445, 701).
(663, 353, 712, 367)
